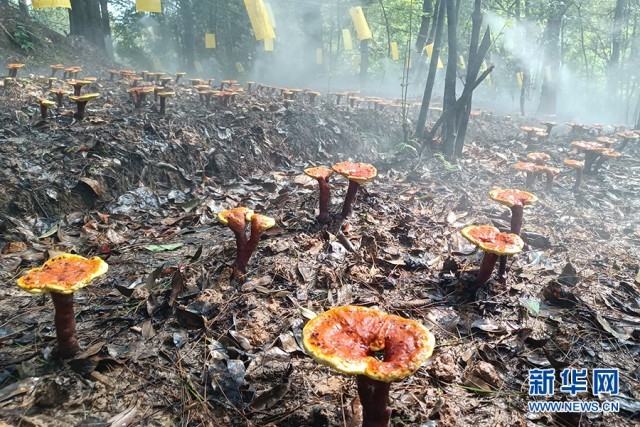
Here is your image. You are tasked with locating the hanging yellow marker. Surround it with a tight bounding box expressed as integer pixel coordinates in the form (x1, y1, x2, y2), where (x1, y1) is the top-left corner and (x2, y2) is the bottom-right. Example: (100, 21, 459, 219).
(264, 38, 274, 51)
(481, 60, 492, 87)
(405, 57, 412, 69)
(194, 61, 204, 73)
(458, 55, 466, 69)
(349, 7, 372, 41)
(516, 72, 523, 87)
(424, 43, 444, 69)
(236, 62, 245, 73)
(265, 2, 276, 29)
(244, 0, 275, 41)
(316, 48, 323, 65)
(390, 42, 399, 61)
(205, 34, 216, 49)
(545, 65, 552, 81)
(136, 0, 161, 13)
(342, 29, 353, 51)
(32, 0, 71, 9)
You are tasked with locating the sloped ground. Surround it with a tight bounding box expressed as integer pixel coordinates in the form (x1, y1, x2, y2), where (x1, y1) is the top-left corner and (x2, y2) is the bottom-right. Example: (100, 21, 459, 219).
(0, 71, 639, 427)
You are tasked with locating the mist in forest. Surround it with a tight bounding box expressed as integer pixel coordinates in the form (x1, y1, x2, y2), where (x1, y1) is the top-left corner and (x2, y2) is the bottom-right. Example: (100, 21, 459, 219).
(476, 12, 624, 125)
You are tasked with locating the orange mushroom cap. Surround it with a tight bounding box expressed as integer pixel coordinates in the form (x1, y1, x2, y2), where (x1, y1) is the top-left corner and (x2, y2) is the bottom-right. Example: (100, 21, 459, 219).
(218, 207, 254, 231)
(601, 149, 621, 159)
(615, 130, 639, 140)
(17, 254, 108, 295)
(249, 213, 276, 233)
(596, 136, 618, 146)
(563, 159, 584, 169)
(571, 140, 606, 152)
(332, 161, 377, 184)
(461, 225, 524, 256)
(304, 166, 333, 180)
(489, 189, 538, 208)
(8, 63, 25, 69)
(69, 93, 100, 103)
(526, 152, 550, 164)
(513, 162, 539, 173)
(302, 306, 435, 383)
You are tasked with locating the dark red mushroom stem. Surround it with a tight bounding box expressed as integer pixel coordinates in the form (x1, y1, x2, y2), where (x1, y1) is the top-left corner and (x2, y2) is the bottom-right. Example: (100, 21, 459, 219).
(51, 293, 80, 358)
(50, 68, 58, 77)
(618, 138, 631, 152)
(357, 375, 392, 427)
(235, 220, 267, 273)
(8, 68, 18, 78)
(315, 177, 331, 223)
(159, 97, 168, 115)
(72, 85, 82, 97)
(572, 169, 583, 192)
(474, 252, 499, 290)
(40, 104, 50, 120)
(498, 205, 524, 281)
(341, 180, 361, 218)
(55, 93, 64, 108)
(74, 101, 89, 120)
(584, 152, 600, 174)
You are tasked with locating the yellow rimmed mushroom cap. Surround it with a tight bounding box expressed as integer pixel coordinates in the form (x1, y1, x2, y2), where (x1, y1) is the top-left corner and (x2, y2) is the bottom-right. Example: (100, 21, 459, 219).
(157, 91, 175, 98)
(332, 161, 377, 184)
(67, 79, 92, 87)
(8, 63, 25, 69)
(17, 254, 108, 295)
(563, 159, 584, 169)
(489, 189, 538, 208)
(39, 99, 56, 108)
(304, 166, 333, 180)
(218, 207, 254, 230)
(69, 93, 100, 103)
(302, 305, 435, 383)
(249, 213, 276, 233)
(461, 225, 524, 256)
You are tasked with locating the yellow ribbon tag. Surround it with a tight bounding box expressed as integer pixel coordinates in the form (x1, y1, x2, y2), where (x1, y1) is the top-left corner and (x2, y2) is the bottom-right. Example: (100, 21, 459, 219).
(390, 42, 399, 61)
(349, 7, 372, 41)
(316, 48, 323, 65)
(516, 72, 523, 87)
(342, 29, 353, 51)
(425, 43, 444, 68)
(244, 0, 275, 41)
(458, 55, 466, 69)
(264, 38, 274, 51)
(33, 0, 71, 9)
(136, 0, 161, 13)
(205, 34, 216, 49)
(236, 62, 245, 73)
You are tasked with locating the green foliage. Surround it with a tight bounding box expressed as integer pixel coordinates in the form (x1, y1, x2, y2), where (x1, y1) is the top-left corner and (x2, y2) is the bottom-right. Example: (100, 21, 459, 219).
(12, 22, 35, 53)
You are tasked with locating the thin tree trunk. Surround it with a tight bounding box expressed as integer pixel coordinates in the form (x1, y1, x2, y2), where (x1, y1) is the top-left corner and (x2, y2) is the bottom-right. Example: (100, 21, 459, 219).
(608, 0, 625, 95)
(442, 0, 458, 156)
(416, 0, 446, 137)
(302, 0, 324, 75)
(415, 0, 433, 53)
(180, 0, 196, 74)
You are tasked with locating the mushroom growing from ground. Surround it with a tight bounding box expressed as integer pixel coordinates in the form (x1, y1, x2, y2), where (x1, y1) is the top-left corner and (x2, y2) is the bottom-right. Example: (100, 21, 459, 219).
(537, 166, 560, 191)
(593, 148, 621, 173)
(7, 63, 25, 78)
(69, 93, 100, 120)
(175, 72, 186, 83)
(614, 130, 639, 152)
(540, 121, 557, 135)
(514, 162, 539, 188)
(571, 140, 607, 174)
(67, 79, 92, 97)
(461, 225, 524, 290)
(304, 166, 334, 223)
(519, 126, 536, 147)
(461, 225, 524, 291)
(563, 159, 584, 192)
(129, 87, 154, 108)
(39, 98, 56, 119)
(50, 64, 64, 77)
(302, 305, 435, 427)
(50, 89, 69, 108)
(157, 91, 175, 115)
(526, 152, 550, 165)
(218, 208, 275, 276)
(17, 254, 108, 358)
(332, 161, 377, 218)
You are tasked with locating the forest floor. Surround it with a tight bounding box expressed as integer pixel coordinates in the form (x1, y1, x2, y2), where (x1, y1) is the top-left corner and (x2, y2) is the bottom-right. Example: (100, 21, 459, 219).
(0, 64, 639, 427)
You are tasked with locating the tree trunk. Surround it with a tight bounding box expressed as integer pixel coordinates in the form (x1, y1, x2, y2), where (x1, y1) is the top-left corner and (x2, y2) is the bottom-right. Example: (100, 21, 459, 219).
(360, 39, 370, 86)
(416, 0, 446, 137)
(180, 0, 196, 74)
(608, 0, 625, 98)
(68, 0, 109, 52)
(537, 11, 563, 114)
(415, 0, 433, 53)
(442, 0, 458, 156)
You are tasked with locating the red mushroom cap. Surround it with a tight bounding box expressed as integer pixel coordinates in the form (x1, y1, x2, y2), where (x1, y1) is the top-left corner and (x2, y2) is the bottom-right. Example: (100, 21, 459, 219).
(461, 225, 524, 255)
(304, 166, 333, 180)
(302, 306, 435, 383)
(489, 189, 538, 208)
(563, 159, 584, 169)
(17, 254, 108, 295)
(332, 161, 377, 184)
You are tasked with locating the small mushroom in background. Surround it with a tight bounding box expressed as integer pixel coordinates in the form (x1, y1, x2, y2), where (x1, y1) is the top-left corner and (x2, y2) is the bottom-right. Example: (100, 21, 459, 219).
(128, 87, 154, 108)
(332, 161, 377, 218)
(571, 140, 607, 174)
(513, 162, 539, 188)
(246, 81, 254, 92)
(566, 122, 586, 137)
(537, 165, 560, 191)
(593, 148, 621, 173)
(67, 79, 92, 97)
(614, 130, 639, 152)
(563, 159, 585, 192)
(304, 166, 334, 223)
(157, 91, 175, 115)
(50, 64, 64, 77)
(595, 136, 618, 148)
(107, 69, 119, 81)
(519, 126, 536, 147)
(540, 121, 557, 135)
(303, 305, 435, 427)
(305, 90, 321, 104)
(461, 225, 524, 291)
(50, 89, 69, 108)
(489, 189, 537, 280)
(69, 93, 100, 120)
(175, 72, 186, 83)
(39, 98, 56, 119)
(218, 208, 275, 277)
(16, 254, 108, 358)
(526, 152, 550, 166)
(47, 77, 57, 89)
(7, 63, 25, 78)
(533, 129, 548, 149)
(159, 76, 172, 87)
